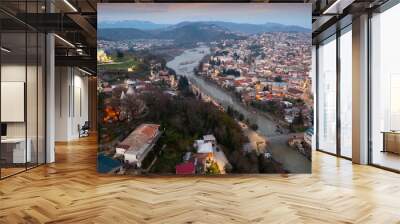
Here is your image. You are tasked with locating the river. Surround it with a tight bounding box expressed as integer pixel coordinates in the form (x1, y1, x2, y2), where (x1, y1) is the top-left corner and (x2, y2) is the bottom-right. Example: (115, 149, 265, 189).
(166, 46, 311, 173)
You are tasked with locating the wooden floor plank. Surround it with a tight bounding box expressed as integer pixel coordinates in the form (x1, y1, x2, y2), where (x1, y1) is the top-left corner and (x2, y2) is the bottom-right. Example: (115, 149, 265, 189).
(0, 135, 399, 223)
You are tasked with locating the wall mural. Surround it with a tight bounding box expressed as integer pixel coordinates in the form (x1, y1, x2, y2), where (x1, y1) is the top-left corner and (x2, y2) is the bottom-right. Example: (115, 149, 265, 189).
(97, 3, 313, 175)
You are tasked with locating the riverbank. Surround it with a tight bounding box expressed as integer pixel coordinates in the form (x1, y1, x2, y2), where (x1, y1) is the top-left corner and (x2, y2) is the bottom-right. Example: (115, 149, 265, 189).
(195, 74, 292, 134)
(190, 84, 287, 173)
(166, 46, 311, 173)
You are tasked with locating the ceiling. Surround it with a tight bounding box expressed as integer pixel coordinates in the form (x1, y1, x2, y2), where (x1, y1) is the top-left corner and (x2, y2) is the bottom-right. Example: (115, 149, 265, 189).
(0, 0, 393, 73)
(311, 0, 386, 41)
(0, 0, 96, 73)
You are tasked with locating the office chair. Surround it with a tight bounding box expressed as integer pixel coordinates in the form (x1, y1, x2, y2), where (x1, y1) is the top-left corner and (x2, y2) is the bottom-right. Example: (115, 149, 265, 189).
(79, 121, 90, 138)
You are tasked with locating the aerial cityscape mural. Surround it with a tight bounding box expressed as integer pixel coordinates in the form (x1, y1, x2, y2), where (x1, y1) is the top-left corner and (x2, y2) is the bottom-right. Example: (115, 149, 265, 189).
(97, 3, 313, 175)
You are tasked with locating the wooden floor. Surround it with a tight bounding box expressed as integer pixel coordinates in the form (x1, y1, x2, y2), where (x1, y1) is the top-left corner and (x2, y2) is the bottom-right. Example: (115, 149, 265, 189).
(1, 167, 26, 178)
(1, 135, 400, 224)
(372, 150, 400, 171)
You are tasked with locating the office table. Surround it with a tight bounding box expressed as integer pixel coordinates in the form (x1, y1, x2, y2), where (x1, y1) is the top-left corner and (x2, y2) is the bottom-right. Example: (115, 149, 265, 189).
(381, 131, 400, 154)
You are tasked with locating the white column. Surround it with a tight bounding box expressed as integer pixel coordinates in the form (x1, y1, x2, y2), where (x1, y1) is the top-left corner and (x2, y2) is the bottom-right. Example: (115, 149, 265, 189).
(352, 14, 369, 164)
(46, 32, 55, 163)
(55, 67, 72, 141)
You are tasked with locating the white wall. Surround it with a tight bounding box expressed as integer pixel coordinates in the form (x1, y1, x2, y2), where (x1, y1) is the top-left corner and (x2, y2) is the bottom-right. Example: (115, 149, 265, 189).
(55, 66, 69, 141)
(55, 67, 89, 141)
(71, 72, 89, 138)
(1, 65, 26, 138)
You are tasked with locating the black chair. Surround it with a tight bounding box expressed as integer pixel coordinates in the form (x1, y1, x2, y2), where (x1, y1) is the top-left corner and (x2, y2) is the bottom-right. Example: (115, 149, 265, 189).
(79, 121, 90, 138)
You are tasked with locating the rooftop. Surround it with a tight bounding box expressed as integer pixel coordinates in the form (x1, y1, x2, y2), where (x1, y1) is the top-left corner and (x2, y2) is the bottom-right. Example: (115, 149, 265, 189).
(176, 162, 195, 175)
(197, 142, 214, 154)
(117, 124, 160, 154)
(203, 135, 216, 142)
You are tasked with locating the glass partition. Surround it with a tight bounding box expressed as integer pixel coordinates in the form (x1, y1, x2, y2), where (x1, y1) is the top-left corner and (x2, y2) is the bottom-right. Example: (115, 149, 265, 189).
(370, 3, 400, 171)
(1, 31, 28, 177)
(27, 31, 38, 169)
(317, 35, 337, 154)
(339, 27, 352, 158)
(0, 2, 46, 179)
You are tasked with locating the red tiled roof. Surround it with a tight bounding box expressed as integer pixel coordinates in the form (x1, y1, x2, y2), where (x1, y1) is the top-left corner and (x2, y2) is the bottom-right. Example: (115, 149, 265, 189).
(117, 144, 130, 149)
(140, 124, 159, 139)
(175, 162, 195, 175)
(119, 124, 160, 152)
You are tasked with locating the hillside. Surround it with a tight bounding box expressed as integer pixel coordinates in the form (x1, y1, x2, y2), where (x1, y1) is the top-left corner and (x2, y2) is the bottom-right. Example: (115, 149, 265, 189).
(98, 23, 244, 43)
(98, 21, 310, 42)
(98, 28, 154, 41)
(99, 20, 171, 30)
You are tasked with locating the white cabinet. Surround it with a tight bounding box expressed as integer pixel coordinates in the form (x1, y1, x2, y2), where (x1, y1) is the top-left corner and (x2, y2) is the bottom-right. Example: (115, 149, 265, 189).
(1, 138, 31, 163)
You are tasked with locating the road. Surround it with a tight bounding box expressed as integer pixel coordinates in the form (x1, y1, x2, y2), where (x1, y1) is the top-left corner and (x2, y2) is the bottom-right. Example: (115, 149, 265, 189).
(239, 121, 267, 155)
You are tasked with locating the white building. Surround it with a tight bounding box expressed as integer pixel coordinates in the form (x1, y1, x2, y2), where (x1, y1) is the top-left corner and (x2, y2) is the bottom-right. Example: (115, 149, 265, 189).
(115, 124, 161, 167)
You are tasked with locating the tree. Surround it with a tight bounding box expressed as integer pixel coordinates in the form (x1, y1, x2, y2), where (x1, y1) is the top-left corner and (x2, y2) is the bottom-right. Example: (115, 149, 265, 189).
(227, 106, 235, 117)
(261, 52, 266, 59)
(233, 52, 239, 60)
(167, 68, 176, 76)
(116, 50, 124, 59)
(206, 161, 221, 175)
(274, 76, 283, 82)
(290, 112, 306, 132)
(229, 151, 259, 173)
(293, 112, 304, 126)
(250, 123, 258, 131)
(224, 69, 240, 77)
(160, 58, 167, 69)
(178, 76, 189, 92)
(238, 113, 245, 121)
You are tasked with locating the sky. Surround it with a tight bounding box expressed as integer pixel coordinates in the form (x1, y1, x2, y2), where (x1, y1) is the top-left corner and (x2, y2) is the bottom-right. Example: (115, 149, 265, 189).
(98, 3, 311, 29)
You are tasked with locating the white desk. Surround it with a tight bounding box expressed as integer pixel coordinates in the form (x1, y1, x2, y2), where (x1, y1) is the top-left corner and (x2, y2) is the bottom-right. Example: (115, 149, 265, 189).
(1, 138, 31, 163)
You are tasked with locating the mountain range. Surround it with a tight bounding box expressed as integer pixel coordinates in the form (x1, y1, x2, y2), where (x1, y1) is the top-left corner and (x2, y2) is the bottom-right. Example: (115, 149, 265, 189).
(99, 20, 171, 30)
(98, 21, 310, 43)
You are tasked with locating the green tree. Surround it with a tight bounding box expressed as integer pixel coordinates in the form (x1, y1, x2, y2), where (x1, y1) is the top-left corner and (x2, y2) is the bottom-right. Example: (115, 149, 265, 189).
(250, 123, 258, 131)
(178, 76, 190, 92)
(206, 161, 221, 175)
(116, 50, 124, 59)
(293, 112, 304, 126)
(227, 106, 234, 117)
(274, 76, 283, 82)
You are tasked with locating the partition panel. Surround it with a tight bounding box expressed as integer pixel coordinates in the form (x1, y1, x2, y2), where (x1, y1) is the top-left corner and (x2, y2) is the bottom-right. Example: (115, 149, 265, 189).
(317, 35, 337, 155)
(339, 27, 353, 158)
(0, 1, 46, 179)
(0, 31, 28, 178)
(370, 3, 400, 171)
